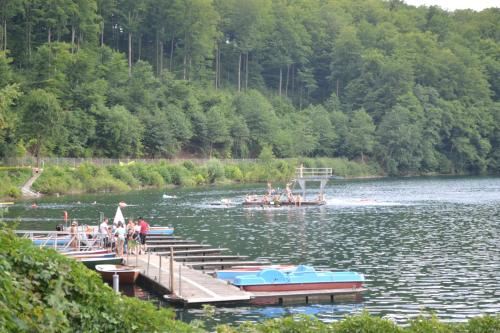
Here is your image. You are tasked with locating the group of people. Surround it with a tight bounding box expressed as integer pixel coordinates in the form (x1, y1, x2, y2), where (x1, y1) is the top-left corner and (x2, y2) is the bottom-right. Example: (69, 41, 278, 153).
(244, 182, 303, 206)
(98, 217, 149, 257)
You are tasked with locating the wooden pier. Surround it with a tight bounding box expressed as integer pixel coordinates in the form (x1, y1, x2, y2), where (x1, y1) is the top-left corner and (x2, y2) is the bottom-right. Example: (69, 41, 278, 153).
(125, 235, 365, 307)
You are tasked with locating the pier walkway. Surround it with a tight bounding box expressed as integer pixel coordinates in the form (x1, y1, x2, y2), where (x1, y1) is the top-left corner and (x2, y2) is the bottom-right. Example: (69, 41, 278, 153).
(123, 234, 365, 306)
(131, 253, 251, 305)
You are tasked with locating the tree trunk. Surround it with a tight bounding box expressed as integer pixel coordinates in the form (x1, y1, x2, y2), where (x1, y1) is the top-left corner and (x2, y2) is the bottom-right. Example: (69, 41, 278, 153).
(285, 63, 290, 96)
(215, 43, 219, 89)
(183, 53, 186, 80)
(128, 31, 132, 77)
(48, 27, 51, 43)
(160, 41, 163, 75)
(218, 44, 221, 88)
(169, 35, 174, 71)
(100, 19, 104, 46)
(245, 53, 249, 91)
(336, 79, 339, 97)
(291, 63, 295, 95)
(279, 67, 282, 96)
(71, 25, 75, 53)
(3, 18, 6, 51)
(155, 30, 159, 75)
(238, 53, 241, 92)
(138, 33, 142, 60)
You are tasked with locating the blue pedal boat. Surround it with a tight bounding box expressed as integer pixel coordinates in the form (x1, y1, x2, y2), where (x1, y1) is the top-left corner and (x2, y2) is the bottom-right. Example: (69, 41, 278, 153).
(232, 265, 365, 292)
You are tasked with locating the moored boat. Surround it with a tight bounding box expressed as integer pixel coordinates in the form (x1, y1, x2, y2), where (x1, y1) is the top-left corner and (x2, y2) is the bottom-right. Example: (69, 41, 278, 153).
(231, 265, 364, 292)
(80, 256, 124, 269)
(216, 265, 296, 281)
(62, 249, 110, 256)
(32, 237, 71, 246)
(95, 264, 140, 284)
(148, 226, 174, 235)
(71, 253, 116, 259)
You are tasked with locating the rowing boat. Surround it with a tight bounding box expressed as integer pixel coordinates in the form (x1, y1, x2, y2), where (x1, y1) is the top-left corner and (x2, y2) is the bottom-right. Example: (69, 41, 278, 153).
(95, 264, 140, 284)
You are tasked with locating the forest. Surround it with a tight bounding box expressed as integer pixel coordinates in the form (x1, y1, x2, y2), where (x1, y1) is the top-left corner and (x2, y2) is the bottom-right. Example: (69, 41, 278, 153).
(0, 0, 498, 175)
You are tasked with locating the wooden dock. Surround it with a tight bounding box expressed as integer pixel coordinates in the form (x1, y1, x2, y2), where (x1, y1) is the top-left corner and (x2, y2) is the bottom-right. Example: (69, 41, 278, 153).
(122, 235, 366, 307)
(132, 253, 252, 305)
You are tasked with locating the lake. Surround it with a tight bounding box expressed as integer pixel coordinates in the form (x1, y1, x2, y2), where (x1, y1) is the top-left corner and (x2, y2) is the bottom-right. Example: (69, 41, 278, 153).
(4, 176, 500, 326)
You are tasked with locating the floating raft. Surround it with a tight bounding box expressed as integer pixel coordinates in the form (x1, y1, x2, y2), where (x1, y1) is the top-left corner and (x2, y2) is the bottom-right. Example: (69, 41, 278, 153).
(242, 200, 326, 207)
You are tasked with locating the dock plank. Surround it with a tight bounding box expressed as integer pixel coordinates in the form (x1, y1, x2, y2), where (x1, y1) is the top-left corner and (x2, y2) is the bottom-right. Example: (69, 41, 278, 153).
(134, 254, 251, 304)
(173, 255, 249, 262)
(157, 248, 228, 255)
(148, 244, 211, 249)
(146, 239, 197, 245)
(185, 261, 270, 268)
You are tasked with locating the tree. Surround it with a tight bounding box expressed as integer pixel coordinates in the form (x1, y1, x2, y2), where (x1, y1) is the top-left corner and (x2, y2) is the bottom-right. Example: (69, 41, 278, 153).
(216, 0, 272, 91)
(91, 104, 143, 157)
(21, 89, 63, 166)
(376, 105, 424, 175)
(346, 109, 376, 162)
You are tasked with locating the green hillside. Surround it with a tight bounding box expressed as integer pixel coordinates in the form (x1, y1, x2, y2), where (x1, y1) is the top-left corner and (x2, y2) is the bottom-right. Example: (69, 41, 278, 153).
(0, 0, 499, 175)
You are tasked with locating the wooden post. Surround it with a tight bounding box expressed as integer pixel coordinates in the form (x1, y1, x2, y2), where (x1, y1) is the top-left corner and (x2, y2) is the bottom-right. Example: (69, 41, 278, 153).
(178, 264, 182, 296)
(169, 247, 174, 294)
(159, 254, 162, 284)
(147, 251, 151, 275)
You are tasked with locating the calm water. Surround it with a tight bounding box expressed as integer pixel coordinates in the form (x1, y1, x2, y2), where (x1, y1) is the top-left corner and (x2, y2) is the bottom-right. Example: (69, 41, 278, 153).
(4, 176, 500, 325)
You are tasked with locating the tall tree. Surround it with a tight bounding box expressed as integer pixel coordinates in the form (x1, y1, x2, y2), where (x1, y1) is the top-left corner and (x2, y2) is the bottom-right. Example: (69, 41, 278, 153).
(20, 89, 63, 166)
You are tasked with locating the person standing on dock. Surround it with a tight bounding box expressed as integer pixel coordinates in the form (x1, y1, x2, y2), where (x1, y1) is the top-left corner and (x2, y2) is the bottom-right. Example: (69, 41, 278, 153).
(114, 222, 126, 257)
(138, 217, 150, 254)
(99, 217, 109, 248)
(70, 221, 78, 250)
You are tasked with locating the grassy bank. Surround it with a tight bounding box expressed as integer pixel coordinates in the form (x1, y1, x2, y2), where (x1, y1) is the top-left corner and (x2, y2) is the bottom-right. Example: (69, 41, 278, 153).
(26, 158, 380, 196)
(1, 227, 499, 332)
(0, 167, 32, 199)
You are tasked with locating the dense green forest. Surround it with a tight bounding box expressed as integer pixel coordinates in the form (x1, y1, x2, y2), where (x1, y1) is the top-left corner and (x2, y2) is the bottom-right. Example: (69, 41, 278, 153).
(0, 0, 498, 175)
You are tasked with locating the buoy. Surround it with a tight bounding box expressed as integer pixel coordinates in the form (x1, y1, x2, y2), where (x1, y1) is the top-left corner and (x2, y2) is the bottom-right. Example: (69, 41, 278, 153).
(64, 211, 68, 222)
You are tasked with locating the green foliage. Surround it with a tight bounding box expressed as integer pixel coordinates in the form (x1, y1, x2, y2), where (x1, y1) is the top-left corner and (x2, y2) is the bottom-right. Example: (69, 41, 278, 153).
(217, 311, 500, 333)
(0, 227, 196, 332)
(0, 229, 498, 332)
(0, 0, 498, 176)
(0, 167, 29, 198)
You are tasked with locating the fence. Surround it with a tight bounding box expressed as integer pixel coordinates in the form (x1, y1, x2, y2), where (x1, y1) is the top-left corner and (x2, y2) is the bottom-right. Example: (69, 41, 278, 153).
(2, 157, 258, 167)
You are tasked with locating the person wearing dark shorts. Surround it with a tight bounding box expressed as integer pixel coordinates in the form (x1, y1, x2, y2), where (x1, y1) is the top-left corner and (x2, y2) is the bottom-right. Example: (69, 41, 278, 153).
(138, 217, 150, 254)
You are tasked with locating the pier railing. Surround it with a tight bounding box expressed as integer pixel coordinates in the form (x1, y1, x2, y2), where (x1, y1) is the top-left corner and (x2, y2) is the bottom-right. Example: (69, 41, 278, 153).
(14, 230, 103, 250)
(295, 167, 333, 178)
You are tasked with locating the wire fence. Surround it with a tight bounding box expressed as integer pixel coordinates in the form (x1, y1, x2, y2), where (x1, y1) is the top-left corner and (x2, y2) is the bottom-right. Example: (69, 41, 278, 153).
(2, 157, 259, 167)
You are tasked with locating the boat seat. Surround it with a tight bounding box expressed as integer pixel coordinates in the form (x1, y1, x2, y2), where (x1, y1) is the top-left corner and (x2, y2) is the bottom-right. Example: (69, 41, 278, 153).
(294, 265, 315, 273)
(258, 269, 288, 283)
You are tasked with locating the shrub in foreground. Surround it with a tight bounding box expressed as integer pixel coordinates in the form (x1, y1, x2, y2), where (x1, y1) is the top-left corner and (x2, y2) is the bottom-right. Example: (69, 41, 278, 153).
(0, 227, 197, 332)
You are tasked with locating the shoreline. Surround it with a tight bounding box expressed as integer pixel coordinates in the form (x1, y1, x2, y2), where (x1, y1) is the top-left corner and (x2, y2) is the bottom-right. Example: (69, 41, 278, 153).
(1, 158, 497, 202)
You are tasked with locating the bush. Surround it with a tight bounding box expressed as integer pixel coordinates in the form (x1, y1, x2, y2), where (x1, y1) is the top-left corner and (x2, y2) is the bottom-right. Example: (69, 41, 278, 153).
(224, 165, 243, 181)
(6, 186, 21, 198)
(206, 160, 225, 183)
(107, 165, 140, 187)
(0, 227, 197, 332)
